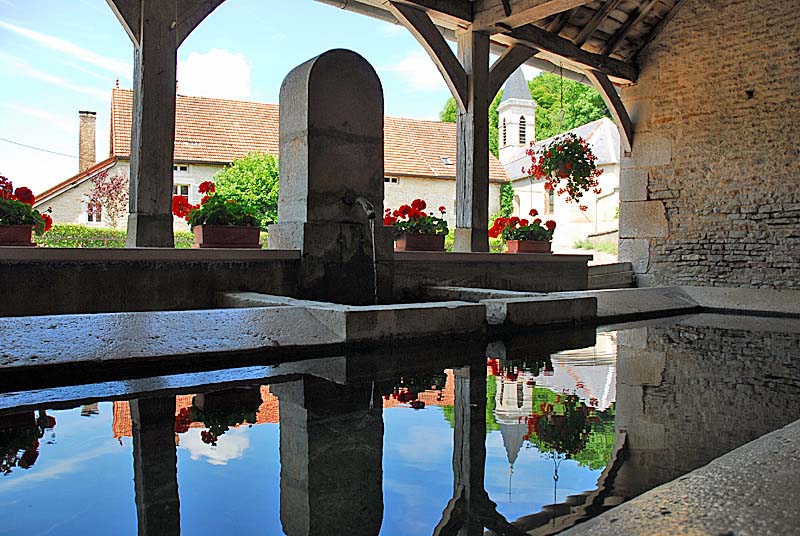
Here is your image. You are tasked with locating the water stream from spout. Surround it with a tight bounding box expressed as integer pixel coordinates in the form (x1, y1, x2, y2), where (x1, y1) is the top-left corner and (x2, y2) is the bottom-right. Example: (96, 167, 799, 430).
(369, 219, 378, 305)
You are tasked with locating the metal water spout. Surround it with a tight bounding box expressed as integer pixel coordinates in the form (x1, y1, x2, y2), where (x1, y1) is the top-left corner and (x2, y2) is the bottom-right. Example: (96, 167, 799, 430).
(356, 196, 376, 220)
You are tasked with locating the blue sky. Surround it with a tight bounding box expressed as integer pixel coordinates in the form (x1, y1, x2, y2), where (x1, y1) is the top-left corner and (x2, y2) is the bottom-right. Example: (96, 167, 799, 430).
(0, 0, 538, 194)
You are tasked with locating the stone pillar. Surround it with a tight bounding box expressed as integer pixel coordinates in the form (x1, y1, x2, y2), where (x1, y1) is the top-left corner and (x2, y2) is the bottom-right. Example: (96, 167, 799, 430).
(78, 111, 97, 172)
(130, 397, 180, 536)
(272, 376, 383, 536)
(125, 0, 178, 248)
(268, 49, 394, 305)
(454, 29, 490, 253)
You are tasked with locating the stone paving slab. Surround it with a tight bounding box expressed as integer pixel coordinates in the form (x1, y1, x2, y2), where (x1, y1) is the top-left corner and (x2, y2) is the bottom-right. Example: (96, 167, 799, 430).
(680, 286, 800, 317)
(560, 419, 800, 536)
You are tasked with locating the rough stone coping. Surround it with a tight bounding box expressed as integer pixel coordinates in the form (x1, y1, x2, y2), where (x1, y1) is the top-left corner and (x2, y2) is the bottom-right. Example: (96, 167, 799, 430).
(220, 292, 486, 341)
(393, 251, 593, 263)
(553, 287, 700, 321)
(426, 286, 548, 301)
(0, 306, 343, 370)
(482, 297, 597, 327)
(560, 418, 800, 536)
(679, 286, 800, 317)
(0, 247, 300, 262)
(0, 356, 348, 413)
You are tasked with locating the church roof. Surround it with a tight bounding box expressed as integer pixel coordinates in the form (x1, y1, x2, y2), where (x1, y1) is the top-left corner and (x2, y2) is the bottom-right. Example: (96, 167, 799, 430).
(500, 69, 532, 103)
(109, 88, 508, 184)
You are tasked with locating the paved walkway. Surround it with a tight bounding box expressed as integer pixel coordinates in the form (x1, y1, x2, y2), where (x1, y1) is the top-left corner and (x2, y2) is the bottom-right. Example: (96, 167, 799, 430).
(554, 246, 618, 266)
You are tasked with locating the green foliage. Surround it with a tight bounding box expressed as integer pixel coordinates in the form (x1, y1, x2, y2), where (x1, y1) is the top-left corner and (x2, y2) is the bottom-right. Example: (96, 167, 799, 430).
(439, 72, 608, 152)
(0, 198, 46, 235)
(574, 239, 618, 256)
(440, 375, 500, 433)
(186, 195, 260, 229)
(499, 182, 514, 217)
(214, 152, 280, 228)
(444, 232, 505, 253)
(33, 224, 195, 248)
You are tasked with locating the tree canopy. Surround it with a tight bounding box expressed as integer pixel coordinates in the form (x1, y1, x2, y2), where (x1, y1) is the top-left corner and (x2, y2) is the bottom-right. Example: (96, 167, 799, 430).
(213, 152, 279, 228)
(439, 72, 609, 155)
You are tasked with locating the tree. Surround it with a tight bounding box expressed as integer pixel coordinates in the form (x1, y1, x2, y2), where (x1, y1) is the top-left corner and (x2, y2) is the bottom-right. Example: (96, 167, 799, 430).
(89, 170, 129, 228)
(213, 152, 280, 228)
(439, 72, 609, 154)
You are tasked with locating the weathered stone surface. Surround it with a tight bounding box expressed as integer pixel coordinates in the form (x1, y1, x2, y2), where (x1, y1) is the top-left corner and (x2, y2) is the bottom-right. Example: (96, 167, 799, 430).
(679, 286, 800, 317)
(554, 287, 699, 321)
(481, 296, 596, 327)
(619, 201, 668, 239)
(624, 133, 672, 168)
(619, 238, 650, 273)
(619, 168, 648, 202)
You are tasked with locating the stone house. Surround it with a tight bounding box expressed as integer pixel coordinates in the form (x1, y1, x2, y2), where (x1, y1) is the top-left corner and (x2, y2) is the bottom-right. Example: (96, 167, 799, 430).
(35, 88, 509, 230)
(498, 69, 620, 248)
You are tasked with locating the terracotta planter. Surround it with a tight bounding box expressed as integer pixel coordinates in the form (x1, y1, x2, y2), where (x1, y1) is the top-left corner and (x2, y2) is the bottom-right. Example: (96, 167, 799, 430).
(0, 225, 35, 246)
(192, 225, 261, 249)
(506, 239, 551, 254)
(394, 233, 445, 252)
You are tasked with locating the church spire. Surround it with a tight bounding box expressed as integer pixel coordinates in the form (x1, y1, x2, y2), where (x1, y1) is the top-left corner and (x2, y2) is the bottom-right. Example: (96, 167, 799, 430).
(498, 68, 537, 166)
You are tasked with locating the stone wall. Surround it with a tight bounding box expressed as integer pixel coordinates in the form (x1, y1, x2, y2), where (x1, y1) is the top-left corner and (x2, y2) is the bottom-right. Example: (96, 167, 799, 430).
(619, 0, 800, 288)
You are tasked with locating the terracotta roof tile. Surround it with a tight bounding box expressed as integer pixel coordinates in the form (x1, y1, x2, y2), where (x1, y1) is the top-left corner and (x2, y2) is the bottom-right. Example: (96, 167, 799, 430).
(111, 89, 507, 183)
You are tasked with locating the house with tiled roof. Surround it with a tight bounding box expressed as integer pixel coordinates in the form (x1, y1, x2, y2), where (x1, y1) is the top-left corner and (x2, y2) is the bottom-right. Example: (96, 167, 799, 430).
(36, 88, 509, 229)
(498, 69, 621, 248)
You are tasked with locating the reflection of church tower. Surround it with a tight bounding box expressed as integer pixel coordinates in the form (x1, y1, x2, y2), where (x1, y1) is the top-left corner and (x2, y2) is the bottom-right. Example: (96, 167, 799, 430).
(498, 68, 537, 166)
(494, 372, 536, 499)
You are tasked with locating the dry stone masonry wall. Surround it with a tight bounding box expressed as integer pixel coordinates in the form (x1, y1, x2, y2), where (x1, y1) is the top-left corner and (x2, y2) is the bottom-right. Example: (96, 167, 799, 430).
(619, 0, 800, 288)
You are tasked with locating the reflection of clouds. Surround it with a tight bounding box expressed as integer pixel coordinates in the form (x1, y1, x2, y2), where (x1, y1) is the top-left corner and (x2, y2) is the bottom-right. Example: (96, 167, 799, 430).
(385, 425, 451, 468)
(180, 427, 249, 466)
(0, 443, 119, 493)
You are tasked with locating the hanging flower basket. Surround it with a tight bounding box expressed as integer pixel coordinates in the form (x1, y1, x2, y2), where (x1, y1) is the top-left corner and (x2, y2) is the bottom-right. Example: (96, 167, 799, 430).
(523, 132, 603, 212)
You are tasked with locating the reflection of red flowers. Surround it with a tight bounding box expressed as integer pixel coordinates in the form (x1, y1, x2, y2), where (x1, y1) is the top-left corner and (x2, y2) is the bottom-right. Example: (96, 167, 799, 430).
(200, 430, 217, 445)
(410, 400, 425, 410)
(174, 407, 193, 434)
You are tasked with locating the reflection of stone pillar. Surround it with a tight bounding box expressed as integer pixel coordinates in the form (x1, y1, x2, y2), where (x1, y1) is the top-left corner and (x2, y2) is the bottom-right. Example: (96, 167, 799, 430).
(131, 397, 180, 536)
(268, 49, 393, 305)
(273, 377, 383, 535)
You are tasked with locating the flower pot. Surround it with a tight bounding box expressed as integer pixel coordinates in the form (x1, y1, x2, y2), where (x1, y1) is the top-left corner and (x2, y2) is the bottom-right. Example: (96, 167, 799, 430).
(192, 225, 261, 249)
(0, 225, 35, 246)
(394, 233, 445, 252)
(506, 239, 551, 254)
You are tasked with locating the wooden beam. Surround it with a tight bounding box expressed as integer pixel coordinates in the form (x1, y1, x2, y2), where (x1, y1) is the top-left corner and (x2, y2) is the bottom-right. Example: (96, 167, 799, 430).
(105, 0, 141, 46)
(388, 2, 468, 111)
(507, 23, 638, 81)
(602, 0, 659, 56)
(633, 0, 689, 58)
(545, 9, 572, 33)
(389, 0, 472, 22)
(473, 0, 593, 30)
(488, 44, 538, 99)
(573, 0, 624, 47)
(177, 0, 227, 46)
(585, 69, 633, 153)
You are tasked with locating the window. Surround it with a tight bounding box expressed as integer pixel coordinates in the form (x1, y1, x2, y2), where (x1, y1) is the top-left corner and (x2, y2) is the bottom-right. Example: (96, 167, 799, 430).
(384, 177, 399, 185)
(87, 202, 102, 223)
(502, 118, 507, 146)
(519, 116, 526, 145)
(440, 157, 453, 166)
(173, 164, 189, 173)
(173, 184, 190, 197)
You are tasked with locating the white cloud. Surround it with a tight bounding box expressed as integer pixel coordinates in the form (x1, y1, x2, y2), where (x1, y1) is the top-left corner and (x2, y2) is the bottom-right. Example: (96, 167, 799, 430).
(0, 20, 130, 79)
(379, 50, 447, 92)
(2, 103, 74, 133)
(180, 427, 250, 466)
(178, 49, 252, 100)
(0, 53, 108, 100)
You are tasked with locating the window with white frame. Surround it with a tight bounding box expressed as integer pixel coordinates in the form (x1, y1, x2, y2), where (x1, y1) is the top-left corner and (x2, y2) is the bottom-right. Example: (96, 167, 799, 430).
(384, 177, 399, 185)
(173, 164, 189, 173)
(86, 201, 102, 223)
(173, 184, 190, 197)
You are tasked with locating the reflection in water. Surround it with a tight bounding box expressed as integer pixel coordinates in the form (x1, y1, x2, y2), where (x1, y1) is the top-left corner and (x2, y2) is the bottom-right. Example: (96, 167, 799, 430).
(2, 315, 798, 535)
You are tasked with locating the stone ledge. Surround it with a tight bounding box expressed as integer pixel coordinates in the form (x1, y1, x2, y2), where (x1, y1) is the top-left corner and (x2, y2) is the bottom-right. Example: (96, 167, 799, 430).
(560, 419, 800, 536)
(0, 247, 300, 263)
(394, 251, 593, 263)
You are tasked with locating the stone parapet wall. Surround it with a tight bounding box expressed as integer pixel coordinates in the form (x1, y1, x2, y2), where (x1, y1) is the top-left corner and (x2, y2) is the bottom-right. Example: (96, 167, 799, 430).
(619, 0, 800, 288)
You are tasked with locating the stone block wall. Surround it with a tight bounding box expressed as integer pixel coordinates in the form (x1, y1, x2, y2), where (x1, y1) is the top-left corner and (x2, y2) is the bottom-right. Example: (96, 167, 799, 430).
(619, 0, 800, 288)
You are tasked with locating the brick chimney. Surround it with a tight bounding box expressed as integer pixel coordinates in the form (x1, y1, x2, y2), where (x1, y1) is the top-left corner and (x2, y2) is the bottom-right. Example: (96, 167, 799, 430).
(79, 110, 96, 172)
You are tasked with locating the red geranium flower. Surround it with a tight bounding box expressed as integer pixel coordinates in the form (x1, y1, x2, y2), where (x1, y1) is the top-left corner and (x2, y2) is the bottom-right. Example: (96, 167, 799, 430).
(41, 213, 53, 232)
(438, 206, 446, 213)
(529, 208, 538, 217)
(411, 198, 426, 211)
(545, 220, 556, 231)
(13, 187, 35, 205)
(383, 214, 397, 225)
(198, 181, 216, 195)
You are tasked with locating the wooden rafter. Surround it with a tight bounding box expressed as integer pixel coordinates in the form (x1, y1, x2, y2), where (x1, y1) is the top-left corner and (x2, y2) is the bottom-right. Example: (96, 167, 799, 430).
(505, 23, 638, 81)
(473, 0, 594, 30)
(585, 70, 633, 153)
(572, 0, 624, 48)
(388, 2, 468, 110)
(602, 0, 659, 56)
(177, 0, 227, 46)
(632, 0, 689, 58)
(390, 0, 472, 22)
(545, 9, 572, 33)
(105, 0, 142, 46)
(488, 43, 538, 98)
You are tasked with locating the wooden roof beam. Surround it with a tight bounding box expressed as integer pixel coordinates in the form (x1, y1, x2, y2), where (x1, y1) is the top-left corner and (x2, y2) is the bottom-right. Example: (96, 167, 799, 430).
(602, 0, 659, 56)
(545, 9, 572, 33)
(105, 0, 142, 46)
(176, 0, 227, 46)
(385, 0, 472, 24)
(505, 23, 638, 81)
(388, 2, 469, 110)
(585, 69, 633, 153)
(473, 0, 594, 30)
(488, 43, 538, 98)
(573, 0, 624, 47)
